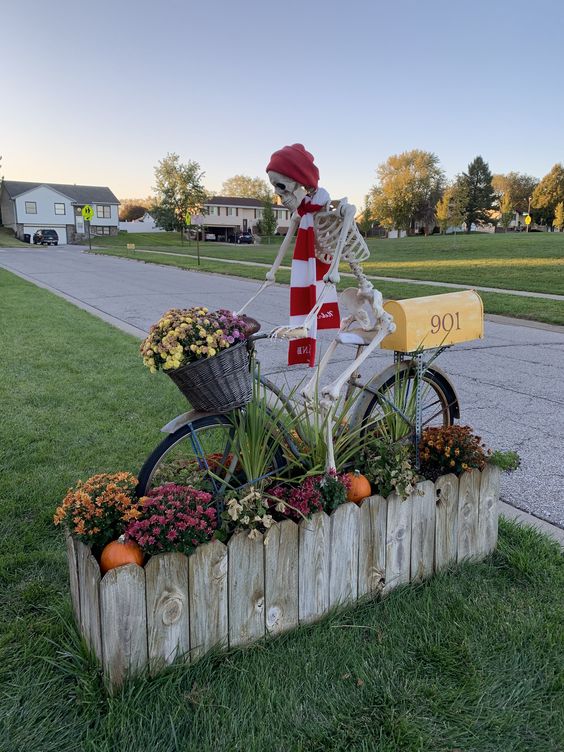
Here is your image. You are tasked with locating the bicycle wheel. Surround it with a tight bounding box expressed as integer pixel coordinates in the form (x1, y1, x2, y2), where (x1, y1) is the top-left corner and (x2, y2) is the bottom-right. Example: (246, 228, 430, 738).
(361, 367, 457, 442)
(137, 413, 286, 497)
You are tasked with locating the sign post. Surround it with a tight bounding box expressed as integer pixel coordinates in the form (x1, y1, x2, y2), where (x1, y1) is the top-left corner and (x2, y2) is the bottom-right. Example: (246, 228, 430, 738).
(82, 205, 94, 250)
(192, 215, 204, 266)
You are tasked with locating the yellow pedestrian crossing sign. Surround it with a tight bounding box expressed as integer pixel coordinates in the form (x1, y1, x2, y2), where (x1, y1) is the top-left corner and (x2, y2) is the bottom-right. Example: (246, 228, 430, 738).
(525, 215, 532, 226)
(82, 205, 94, 221)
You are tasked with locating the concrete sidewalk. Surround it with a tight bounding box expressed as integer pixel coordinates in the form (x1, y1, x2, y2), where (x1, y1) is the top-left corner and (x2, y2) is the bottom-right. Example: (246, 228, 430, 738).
(1, 244, 563, 533)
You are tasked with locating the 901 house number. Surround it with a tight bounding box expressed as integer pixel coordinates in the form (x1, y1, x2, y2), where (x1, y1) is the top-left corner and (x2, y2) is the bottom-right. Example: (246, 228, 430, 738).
(430, 311, 461, 334)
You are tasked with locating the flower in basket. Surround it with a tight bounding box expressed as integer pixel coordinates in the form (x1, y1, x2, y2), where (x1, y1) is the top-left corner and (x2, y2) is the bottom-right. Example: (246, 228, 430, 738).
(140, 307, 253, 373)
(53, 472, 141, 549)
(125, 483, 217, 555)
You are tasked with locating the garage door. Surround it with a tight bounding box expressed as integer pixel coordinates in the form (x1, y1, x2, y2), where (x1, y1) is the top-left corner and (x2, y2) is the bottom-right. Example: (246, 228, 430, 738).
(24, 225, 67, 244)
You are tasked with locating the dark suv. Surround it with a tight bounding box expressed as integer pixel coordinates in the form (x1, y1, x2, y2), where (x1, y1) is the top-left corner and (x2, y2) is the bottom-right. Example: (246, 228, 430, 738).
(33, 229, 59, 246)
(237, 231, 254, 245)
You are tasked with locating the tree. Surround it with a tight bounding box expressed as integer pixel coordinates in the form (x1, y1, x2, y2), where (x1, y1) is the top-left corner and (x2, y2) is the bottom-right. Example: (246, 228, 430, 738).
(456, 156, 495, 233)
(257, 201, 277, 243)
(221, 175, 274, 203)
(435, 184, 466, 234)
(151, 153, 208, 236)
(119, 202, 148, 221)
(531, 163, 564, 226)
(370, 150, 444, 235)
(492, 172, 538, 214)
(553, 201, 564, 231)
(499, 192, 514, 231)
(357, 196, 374, 237)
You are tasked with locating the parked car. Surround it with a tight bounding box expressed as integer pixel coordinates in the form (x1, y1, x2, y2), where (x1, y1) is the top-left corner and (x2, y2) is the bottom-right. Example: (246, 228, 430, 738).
(33, 229, 59, 246)
(205, 233, 216, 241)
(237, 231, 254, 245)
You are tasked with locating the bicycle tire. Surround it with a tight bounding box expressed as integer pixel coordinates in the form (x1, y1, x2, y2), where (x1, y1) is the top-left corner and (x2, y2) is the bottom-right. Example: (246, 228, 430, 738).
(137, 413, 286, 497)
(361, 367, 457, 441)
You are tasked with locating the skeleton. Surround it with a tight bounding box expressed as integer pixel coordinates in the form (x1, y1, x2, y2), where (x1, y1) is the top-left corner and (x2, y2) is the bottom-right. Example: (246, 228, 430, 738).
(238, 169, 396, 470)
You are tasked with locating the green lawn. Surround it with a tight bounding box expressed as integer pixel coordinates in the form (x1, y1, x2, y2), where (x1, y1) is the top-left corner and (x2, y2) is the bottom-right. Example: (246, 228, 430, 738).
(1, 268, 563, 751)
(0, 226, 29, 247)
(91, 234, 564, 326)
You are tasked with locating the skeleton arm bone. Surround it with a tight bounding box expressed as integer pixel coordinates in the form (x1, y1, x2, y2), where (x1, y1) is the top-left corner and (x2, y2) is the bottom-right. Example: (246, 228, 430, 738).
(236, 213, 300, 315)
(322, 203, 356, 285)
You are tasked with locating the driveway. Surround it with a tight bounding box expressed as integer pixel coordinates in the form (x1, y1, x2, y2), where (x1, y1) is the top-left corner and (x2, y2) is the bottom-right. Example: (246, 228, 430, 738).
(1, 244, 563, 528)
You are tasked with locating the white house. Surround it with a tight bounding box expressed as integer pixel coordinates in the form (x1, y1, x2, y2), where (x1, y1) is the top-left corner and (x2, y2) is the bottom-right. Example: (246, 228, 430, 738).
(119, 211, 165, 233)
(0, 180, 120, 244)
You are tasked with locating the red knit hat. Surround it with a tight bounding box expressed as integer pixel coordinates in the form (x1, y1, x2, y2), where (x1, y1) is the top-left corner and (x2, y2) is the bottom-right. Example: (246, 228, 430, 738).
(266, 144, 319, 189)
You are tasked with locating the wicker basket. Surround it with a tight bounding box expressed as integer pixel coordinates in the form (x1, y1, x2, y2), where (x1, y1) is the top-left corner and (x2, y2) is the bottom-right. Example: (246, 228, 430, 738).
(166, 342, 252, 412)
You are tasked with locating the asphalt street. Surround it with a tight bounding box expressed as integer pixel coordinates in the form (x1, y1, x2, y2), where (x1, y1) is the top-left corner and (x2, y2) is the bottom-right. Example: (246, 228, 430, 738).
(2, 244, 563, 528)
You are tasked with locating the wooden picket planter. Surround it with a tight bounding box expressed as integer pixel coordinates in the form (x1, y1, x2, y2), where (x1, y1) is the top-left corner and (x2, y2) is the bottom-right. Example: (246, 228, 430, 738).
(65, 466, 500, 687)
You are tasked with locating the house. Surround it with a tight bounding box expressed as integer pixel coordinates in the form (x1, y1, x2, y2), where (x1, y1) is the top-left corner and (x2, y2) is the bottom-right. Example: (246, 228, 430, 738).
(119, 211, 165, 233)
(200, 196, 290, 241)
(0, 180, 120, 244)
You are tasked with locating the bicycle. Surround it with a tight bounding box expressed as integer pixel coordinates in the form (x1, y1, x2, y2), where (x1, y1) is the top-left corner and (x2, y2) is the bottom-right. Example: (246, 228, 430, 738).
(136, 320, 460, 497)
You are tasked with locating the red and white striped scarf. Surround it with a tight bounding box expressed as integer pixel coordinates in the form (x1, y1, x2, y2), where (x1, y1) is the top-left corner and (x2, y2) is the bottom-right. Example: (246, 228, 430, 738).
(288, 188, 340, 367)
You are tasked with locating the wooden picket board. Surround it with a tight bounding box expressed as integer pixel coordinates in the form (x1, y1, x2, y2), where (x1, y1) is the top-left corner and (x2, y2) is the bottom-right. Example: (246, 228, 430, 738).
(65, 531, 81, 625)
(358, 495, 387, 596)
(385, 493, 412, 593)
(100, 564, 147, 687)
(477, 464, 501, 556)
(457, 469, 481, 561)
(228, 531, 265, 647)
(329, 502, 360, 608)
(264, 520, 299, 636)
(410, 481, 436, 582)
(298, 512, 330, 624)
(434, 473, 459, 571)
(145, 553, 189, 673)
(75, 539, 102, 660)
(189, 540, 228, 660)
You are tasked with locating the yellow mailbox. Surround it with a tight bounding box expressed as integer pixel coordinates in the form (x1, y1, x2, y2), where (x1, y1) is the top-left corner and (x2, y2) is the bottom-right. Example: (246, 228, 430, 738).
(380, 290, 483, 353)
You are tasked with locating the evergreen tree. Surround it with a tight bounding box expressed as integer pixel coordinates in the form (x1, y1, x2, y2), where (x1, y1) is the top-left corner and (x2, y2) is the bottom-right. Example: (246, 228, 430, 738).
(259, 201, 277, 243)
(358, 196, 374, 237)
(457, 156, 495, 233)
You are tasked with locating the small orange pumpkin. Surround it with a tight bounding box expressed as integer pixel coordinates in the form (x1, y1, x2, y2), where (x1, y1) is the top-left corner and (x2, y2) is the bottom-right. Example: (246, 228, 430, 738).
(100, 535, 144, 574)
(346, 470, 371, 505)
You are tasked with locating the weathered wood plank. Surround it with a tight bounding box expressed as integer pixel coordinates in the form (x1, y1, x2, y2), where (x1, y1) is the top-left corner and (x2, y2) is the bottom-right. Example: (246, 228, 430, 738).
(410, 481, 436, 583)
(228, 531, 265, 647)
(358, 495, 387, 597)
(189, 539, 228, 660)
(385, 493, 412, 593)
(477, 464, 501, 557)
(65, 531, 81, 626)
(100, 563, 147, 687)
(434, 473, 459, 571)
(329, 503, 360, 608)
(75, 539, 102, 661)
(264, 519, 299, 636)
(298, 512, 330, 624)
(457, 468, 481, 562)
(145, 553, 189, 673)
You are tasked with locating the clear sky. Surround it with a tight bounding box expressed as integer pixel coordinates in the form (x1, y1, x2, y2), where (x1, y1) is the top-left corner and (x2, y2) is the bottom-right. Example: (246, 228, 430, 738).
(2, 0, 563, 208)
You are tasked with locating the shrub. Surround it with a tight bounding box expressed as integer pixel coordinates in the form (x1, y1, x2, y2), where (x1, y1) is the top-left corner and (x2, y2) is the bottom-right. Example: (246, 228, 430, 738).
(488, 450, 521, 472)
(53, 472, 140, 548)
(268, 471, 350, 520)
(358, 439, 417, 499)
(125, 483, 216, 555)
(419, 425, 488, 482)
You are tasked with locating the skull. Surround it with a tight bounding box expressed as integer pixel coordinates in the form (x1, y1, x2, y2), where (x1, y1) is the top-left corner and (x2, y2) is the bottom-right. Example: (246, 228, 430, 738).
(267, 170, 306, 212)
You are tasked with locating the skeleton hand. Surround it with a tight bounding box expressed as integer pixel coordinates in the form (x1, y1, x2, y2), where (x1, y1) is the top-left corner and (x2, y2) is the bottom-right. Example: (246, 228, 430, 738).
(270, 325, 309, 340)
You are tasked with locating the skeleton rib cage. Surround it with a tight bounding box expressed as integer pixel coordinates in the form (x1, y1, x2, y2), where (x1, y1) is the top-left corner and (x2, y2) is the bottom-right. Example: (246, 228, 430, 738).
(313, 199, 370, 267)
